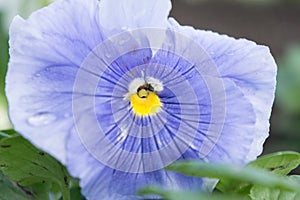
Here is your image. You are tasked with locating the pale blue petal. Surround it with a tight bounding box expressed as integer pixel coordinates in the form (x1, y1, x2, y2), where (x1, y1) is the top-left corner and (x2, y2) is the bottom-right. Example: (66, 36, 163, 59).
(168, 18, 276, 162)
(6, 0, 103, 163)
(204, 79, 255, 164)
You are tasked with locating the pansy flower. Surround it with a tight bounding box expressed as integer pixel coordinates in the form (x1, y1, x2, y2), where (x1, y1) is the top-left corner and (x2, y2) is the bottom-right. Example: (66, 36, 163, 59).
(6, 0, 277, 199)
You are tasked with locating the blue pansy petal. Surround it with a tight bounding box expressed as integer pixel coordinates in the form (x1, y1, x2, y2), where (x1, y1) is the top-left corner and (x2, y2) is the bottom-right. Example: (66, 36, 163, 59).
(99, 0, 171, 35)
(67, 132, 160, 200)
(168, 18, 276, 162)
(6, 0, 103, 163)
(67, 129, 203, 200)
(204, 79, 256, 164)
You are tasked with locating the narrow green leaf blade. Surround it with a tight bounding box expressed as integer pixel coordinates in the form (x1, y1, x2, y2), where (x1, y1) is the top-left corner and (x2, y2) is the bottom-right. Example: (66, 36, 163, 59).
(0, 129, 18, 139)
(166, 161, 298, 191)
(138, 186, 240, 200)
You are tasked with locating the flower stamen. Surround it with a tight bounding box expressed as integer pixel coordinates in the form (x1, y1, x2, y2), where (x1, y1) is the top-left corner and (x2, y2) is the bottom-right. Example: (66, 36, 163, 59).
(130, 89, 161, 116)
(126, 77, 163, 116)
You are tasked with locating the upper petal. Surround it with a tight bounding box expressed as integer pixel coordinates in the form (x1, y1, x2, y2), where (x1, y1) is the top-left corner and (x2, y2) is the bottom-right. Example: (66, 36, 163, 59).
(99, 0, 171, 36)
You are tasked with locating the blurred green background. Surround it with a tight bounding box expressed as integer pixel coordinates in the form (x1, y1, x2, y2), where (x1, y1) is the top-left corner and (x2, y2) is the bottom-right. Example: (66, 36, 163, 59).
(0, 0, 299, 157)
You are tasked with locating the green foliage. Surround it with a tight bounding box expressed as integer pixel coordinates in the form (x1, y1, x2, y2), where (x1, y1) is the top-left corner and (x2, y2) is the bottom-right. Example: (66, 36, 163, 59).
(217, 151, 300, 195)
(0, 129, 18, 138)
(248, 153, 300, 200)
(0, 135, 71, 200)
(0, 171, 33, 200)
(0, 170, 62, 200)
(249, 151, 300, 175)
(142, 152, 300, 200)
(249, 175, 300, 200)
(167, 161, 297, 191)
(0, 131, 11, 139)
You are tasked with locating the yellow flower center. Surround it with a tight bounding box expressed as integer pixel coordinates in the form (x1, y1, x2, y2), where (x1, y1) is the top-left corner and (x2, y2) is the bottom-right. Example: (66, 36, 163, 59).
(130, 87, 161, 116)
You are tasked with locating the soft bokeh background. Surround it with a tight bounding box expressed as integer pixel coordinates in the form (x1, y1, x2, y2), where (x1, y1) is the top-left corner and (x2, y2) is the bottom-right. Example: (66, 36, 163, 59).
(0, 0, 299, 159)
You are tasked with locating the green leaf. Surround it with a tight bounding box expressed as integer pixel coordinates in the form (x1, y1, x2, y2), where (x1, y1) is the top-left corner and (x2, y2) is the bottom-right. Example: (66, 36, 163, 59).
(249, 176, 300, 200)
(0, 170, 57, 200)
(138, 186, 241, 200)
(249, 186, 299, 200)
(249, 151, 300, 175)
(217, 151, 300, 193)
(0, 136, 71, 200)
(166, 161, 298, 192)
(0, 171, 33, 200)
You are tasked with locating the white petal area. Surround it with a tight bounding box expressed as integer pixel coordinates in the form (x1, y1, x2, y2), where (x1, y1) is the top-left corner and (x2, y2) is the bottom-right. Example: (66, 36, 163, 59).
(6, 0, 102, 164)
(168, 18, 277, 162)
(99, 0, 171, 35)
